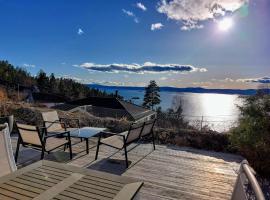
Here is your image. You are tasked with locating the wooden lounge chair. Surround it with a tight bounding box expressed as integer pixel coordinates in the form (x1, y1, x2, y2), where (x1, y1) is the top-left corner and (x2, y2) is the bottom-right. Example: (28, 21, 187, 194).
(95, 120, 156, 168)
(41, 110, 79, 135)
(0, 123, 17, 177)
(15, 123, 72, 162)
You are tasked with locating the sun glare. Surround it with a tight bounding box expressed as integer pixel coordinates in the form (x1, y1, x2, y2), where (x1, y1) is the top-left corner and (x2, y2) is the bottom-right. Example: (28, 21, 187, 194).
(218, 17, 233, 32)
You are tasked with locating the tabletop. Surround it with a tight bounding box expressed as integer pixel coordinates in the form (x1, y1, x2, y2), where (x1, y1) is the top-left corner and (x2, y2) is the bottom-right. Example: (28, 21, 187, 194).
(69, 127, 107, 138)
(0, 160, 143, 200)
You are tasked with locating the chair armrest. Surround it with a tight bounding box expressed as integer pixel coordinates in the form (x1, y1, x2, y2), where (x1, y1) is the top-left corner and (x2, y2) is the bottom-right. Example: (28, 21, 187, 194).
(44, 130, 70, 139)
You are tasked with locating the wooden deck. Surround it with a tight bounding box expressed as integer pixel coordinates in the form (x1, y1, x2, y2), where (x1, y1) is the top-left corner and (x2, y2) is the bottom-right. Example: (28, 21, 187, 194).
(11, 137, 243, 200)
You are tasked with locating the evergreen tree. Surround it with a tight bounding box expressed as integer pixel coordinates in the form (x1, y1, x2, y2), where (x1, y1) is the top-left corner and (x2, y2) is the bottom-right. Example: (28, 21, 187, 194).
(143, 80, 161, 110)
(49, 73, 57, 93)
(36, 70, 49, 92)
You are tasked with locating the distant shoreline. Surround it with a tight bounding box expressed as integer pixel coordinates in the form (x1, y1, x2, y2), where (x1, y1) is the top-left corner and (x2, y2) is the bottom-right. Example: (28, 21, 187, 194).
(88, 84, 259, 95)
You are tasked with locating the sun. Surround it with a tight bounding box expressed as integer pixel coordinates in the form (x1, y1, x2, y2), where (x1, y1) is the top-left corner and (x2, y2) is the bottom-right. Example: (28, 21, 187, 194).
(218, 17, 233, 32)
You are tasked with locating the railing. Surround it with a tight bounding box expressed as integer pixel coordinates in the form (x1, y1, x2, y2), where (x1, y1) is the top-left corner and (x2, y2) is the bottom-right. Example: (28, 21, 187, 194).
(231, 160, 265, 200)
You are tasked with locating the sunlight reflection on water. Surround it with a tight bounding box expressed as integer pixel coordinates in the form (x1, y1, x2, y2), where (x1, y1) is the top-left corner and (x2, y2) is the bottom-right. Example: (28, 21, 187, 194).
(99, 89, 243, 132)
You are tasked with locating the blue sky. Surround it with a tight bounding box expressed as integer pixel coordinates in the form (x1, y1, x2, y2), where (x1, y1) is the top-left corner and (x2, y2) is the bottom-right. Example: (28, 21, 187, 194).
(0, 0, 269, 89)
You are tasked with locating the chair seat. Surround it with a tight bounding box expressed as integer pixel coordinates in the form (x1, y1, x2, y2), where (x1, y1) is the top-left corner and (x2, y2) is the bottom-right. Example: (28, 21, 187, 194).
(101, 131, 128, 149)
(45, 137, 68, 151)
(47, 127, 78, 135)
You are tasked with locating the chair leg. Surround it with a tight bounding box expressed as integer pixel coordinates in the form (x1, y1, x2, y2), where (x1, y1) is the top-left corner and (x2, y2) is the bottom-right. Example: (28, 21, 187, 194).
(95, 141, 100, 160)
(152, 131, 156, 150)
(124, 144, 129, 168)
(15, 138, 21, 163)
(69, 142, 73, 160)
(41, 147, 45, 160)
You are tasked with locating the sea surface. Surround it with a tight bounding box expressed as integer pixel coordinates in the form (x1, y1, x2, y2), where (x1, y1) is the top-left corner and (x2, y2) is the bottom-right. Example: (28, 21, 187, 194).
(98, 87, 244, 132)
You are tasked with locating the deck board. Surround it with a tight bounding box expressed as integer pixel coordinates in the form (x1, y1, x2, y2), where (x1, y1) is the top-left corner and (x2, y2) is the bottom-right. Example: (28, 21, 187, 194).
(11, 137, 243, 200)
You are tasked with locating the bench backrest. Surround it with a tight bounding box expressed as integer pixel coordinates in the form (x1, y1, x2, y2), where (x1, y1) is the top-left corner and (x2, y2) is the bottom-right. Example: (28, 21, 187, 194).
(231, 160, 265, 200)
(140, 119, 156, 137)
(125, 123, 144, 144)
(41, 111, 62, 132)
(0, 123, 17, 177)
(16, 123, 42, 146)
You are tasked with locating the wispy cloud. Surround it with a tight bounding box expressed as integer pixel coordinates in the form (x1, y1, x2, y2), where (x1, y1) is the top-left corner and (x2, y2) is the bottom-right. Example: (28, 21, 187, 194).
(77, 28, 84, 35)
(74, 61, 207, 74)
(136, 2, 147, 11)
(236, 77, 270, 84)
(151, 23, 164, 31)
(157, 0, 248, 30)
(122, 9, 139, 23)
(61, 75, 83, 82)
(23, 63, 35, 68)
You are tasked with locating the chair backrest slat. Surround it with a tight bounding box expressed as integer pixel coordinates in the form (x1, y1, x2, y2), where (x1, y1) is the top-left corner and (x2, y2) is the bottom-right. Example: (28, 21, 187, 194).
(140, 119, 156, 137)
(125, 123, 144, 144)
(0, 123, 17, 177)
(41, 111, 63, 132)
(16, 123, 42, 146)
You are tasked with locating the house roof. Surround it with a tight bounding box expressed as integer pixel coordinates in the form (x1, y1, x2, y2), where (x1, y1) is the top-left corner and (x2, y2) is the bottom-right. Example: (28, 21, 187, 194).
(53, 96, 156, 121)
(32, 92, 68, 103)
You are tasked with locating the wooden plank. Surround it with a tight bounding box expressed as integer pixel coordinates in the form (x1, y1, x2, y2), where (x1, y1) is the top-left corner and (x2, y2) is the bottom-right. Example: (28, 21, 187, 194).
(56, 191, 98, 200)
(42, 160, 135, 184)
(0, 183, 38, 198)
(71, 181, 119, 195)
(24, 172, 64, 184)
(33, 173, 84, 200)
(65, 187, 114, 199)
(82, 176, 124, 187)
(13, 177, 51, 189)
(0, 193, 16, 200)
(5, 180, 45, 194)
(114, 182, 143, 200)
(0, 161, 43, 185)
(0, 187, 31, 200)
(17, 175, 56, 187)
(34, 168, 71, 179)
(40, 166, 73, 175)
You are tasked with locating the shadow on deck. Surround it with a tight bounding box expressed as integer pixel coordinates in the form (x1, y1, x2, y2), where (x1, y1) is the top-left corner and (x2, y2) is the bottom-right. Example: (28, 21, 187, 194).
(11, 137, 243, 200)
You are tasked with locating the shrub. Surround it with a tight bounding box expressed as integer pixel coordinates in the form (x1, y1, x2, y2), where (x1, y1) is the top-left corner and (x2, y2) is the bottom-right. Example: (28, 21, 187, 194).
(230, 94, 270, 177)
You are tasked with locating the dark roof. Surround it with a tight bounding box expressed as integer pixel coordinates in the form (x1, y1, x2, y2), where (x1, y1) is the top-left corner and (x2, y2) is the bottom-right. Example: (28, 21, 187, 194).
(69, 97, 123, 109)
(51, 103, 79, 111)
(54, 96, 156, 121)
(32, 92, 68, 103)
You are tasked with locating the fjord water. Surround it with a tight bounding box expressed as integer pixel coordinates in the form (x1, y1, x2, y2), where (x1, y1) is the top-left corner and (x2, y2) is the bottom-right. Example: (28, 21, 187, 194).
(102, 88, 243, 132)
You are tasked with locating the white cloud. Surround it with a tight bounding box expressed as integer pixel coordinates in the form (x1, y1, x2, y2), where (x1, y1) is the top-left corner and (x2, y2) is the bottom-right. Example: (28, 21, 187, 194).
(160, 77, 168, 81)
(122, 9, 134, 17)
(236, 77, 270, 84)
(74, 61, 207, 74)
(136, 2, 147, 11)
(61, 75, 82, 82)
(122, 9, 139, 23)
(23, 63, 35, 68)
(157, 0, 248, 30)
(151, 23, 164, 31)
(77, 28, 84, 35)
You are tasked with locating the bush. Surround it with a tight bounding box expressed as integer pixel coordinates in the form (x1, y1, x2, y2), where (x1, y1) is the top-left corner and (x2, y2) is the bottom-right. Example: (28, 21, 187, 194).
(230, 94, 270, 177)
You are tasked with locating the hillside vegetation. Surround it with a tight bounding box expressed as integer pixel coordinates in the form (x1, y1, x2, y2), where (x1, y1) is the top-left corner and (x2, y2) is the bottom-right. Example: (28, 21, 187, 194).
(0, 60, 115, 101)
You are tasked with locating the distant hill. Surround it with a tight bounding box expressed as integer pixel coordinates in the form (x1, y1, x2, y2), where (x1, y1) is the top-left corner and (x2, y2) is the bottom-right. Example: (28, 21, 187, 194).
(88, 84, 259, 95)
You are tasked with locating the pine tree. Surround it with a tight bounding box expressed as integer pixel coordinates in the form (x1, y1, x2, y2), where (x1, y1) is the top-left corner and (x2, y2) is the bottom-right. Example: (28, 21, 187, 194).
(143, 80, 161, 110)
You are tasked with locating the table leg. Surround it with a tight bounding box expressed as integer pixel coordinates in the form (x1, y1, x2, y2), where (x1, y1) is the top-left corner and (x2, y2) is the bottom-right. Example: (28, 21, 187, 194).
(86, 138, 89, 154)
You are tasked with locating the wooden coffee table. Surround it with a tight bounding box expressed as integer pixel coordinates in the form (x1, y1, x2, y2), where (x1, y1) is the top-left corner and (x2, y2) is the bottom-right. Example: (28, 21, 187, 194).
(0, 160, 143, 199)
